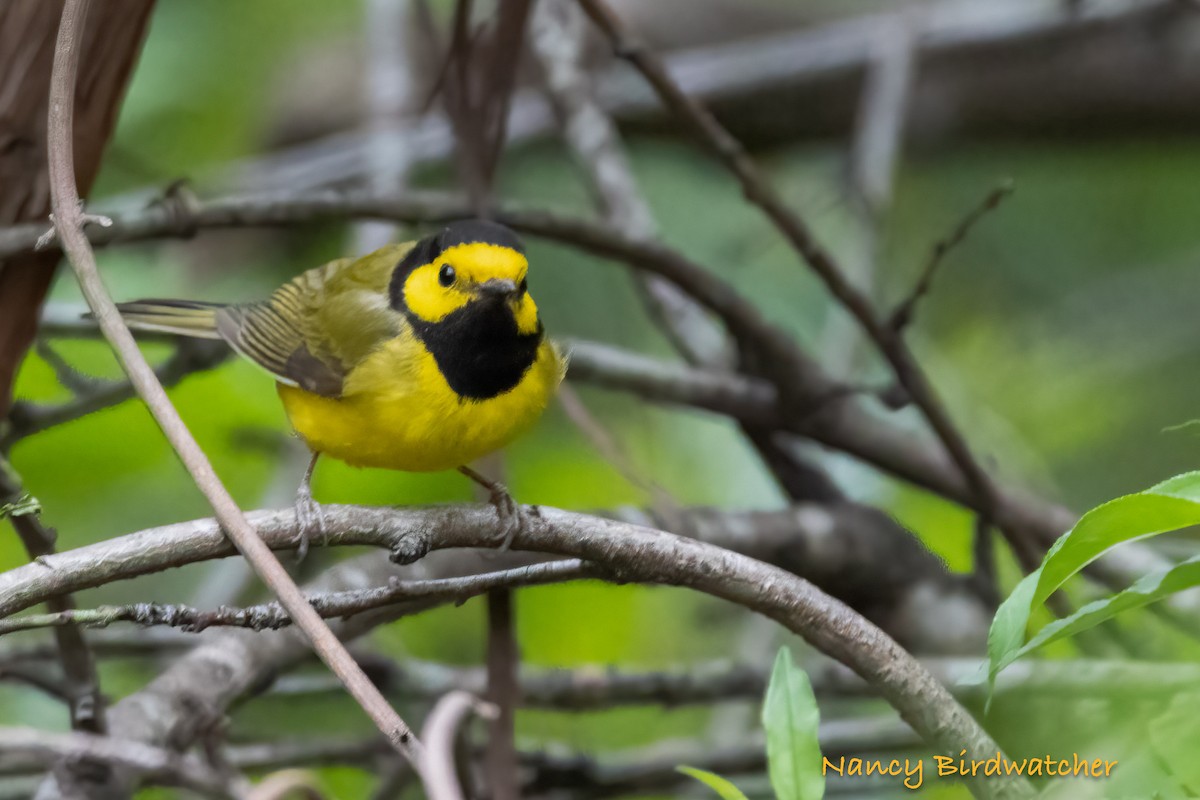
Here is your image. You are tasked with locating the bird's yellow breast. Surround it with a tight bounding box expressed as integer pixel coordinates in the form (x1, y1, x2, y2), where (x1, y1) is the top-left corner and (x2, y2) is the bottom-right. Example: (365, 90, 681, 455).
(277, 330, 564, 472)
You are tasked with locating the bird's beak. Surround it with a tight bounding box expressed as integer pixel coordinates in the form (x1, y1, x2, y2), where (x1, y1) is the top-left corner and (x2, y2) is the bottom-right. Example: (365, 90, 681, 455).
(477, 279, 519, 300)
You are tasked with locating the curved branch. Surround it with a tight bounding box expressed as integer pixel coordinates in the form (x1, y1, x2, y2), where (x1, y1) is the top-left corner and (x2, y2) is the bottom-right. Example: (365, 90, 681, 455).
(421, 692, 498, 800)
(0, 503, 1029, 799)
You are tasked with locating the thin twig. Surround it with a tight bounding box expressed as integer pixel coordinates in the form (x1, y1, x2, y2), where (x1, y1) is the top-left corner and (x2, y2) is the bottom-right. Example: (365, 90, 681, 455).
(2, 338, 229, 450)
(0, 560, 593, 635)
(556, 384, 680, 519)
(43, 0, 425, 779)
(33, 339, 100, 395)
(0, 458, 104, 734)
(890, 181, 1015, 332)
(819, 16, 916, 370)
(888, 180, 1014, 603)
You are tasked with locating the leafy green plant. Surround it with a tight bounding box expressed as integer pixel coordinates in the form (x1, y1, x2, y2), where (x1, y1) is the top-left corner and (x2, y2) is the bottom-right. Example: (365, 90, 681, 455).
(679, 647, 824, 800)
(988, 471, 1200, 689)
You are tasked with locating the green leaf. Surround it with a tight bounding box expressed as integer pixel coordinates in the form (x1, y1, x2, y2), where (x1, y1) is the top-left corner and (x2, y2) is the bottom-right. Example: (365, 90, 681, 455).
(677, 767, 751, 800)
(762, 647, 824, 800)
(1007, 553, 1200, 665)
(1150, 692, 1200, 794)
(988, 471, 1200, 691)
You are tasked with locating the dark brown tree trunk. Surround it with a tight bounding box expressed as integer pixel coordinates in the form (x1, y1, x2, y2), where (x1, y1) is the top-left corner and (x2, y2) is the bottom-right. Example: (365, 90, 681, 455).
(0, 0, 156, 416)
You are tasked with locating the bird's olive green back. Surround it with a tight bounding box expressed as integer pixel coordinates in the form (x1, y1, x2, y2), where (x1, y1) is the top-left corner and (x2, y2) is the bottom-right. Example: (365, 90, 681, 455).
(216, 242, 413, 397)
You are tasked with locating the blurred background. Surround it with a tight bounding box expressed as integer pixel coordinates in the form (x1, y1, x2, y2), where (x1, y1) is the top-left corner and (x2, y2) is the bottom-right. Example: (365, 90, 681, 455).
(5, 0, 1200, 797)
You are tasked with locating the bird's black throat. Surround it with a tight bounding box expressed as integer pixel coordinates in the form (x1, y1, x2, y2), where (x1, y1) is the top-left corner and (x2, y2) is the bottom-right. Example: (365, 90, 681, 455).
(407, 298, 542, 401)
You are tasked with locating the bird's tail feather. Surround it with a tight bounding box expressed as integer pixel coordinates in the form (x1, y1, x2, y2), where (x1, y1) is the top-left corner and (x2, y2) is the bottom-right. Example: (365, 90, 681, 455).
(110, 299, 226, 339)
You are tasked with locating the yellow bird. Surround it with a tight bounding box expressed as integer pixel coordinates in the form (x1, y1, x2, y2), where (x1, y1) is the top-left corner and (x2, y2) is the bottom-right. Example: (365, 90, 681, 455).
(116, 220, 565, 554)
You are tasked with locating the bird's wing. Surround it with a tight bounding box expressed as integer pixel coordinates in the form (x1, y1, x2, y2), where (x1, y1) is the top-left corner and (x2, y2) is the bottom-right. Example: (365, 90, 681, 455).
(216, 243, 412, 397)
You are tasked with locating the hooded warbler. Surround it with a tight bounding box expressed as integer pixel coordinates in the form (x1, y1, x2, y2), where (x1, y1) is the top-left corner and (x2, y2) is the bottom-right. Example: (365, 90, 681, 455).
(116, 220, 565, 552)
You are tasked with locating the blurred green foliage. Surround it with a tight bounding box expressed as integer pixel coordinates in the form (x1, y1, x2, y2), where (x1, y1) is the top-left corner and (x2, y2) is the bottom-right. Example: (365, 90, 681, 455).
(5, 2, 1200, 798)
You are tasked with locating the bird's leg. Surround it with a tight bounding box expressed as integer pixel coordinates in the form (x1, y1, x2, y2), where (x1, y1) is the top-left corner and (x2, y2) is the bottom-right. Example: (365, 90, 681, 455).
(293, 451, 327, 562)
(458, 465, 524, 550)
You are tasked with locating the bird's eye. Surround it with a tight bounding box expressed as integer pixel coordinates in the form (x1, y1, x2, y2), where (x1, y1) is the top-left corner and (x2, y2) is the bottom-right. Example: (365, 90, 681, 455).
(518, 278, 528, 295)
(438, 264, 456, 287)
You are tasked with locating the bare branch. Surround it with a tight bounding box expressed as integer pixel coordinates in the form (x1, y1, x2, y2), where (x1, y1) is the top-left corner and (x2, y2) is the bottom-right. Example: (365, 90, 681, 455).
(0, 501, 990, 656)
(521, 718, 918, 798)
(42, 0, 425, 787)
(0, 560, 592, 636)
(164, 0, 1184, 199)
(2, 337, 229, 449)
(270, 655, 1200, 711)
(0, 727, 238, 799)
(889, 181, 1015, 332)
(0, 458, 103, 735)
(820, 16, 916, 370)
(206, 720, 919, 798)
(530, 0, 729, 367)
(0, 503, 1030, 799)
(422, 692, 499, 800)
(574, 0, 1036, 572)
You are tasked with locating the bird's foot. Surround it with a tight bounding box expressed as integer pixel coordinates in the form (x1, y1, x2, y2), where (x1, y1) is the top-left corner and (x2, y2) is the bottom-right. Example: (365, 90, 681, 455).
(458, 465, 526, 550)
(293, 483, 327, 562)
(486, 482, 525, 551)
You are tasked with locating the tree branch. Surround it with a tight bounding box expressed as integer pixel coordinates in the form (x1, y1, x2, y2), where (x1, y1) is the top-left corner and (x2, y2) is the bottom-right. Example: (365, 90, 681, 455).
(153, 0, 1183, 200)
(1, 504, 1030, 799)
(2, 337, 229, 450)
(520, 718, 918, 798)
(574, 0, 1038, 573)
(421, 691, 498, 800)
(0, 560, 592, 636)
(0, 458, 104, 736)
(530, 0, 729, 367)
(0, 501, 989, 656)
(889, 181, 1014, 333)
(0, 727, 237, 799)
(41, 0, 425, 790)
(269, 655, 1200, 711)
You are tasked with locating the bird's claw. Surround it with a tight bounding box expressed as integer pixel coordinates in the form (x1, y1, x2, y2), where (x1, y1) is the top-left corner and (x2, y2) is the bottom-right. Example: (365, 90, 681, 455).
(487, 483, 525, 551)
(293, 484, 327, 563)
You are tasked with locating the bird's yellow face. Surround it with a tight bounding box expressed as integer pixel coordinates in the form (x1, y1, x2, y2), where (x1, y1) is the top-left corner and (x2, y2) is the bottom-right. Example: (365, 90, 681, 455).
(402, 241, 540, 336)
(386, 220, 548, 401)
